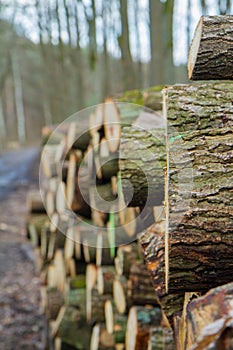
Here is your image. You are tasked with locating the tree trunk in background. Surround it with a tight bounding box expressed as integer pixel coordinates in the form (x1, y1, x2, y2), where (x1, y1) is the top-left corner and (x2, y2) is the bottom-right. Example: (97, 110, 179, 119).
(101, 1, 110, 99)
(35, 0, 52, 127)
(74, 0, 85, 111)
(134, 0, 143, 88)
(186, 0, 192, 55)
(149, 0, 163, 86)
(218, 0, 231, 14)
(200, 0, 207, 14)
(119, 0, 136, 90)
(162, 0, 174, 83)
(0, 94, 6, 143)
(11, 49, 26, 144)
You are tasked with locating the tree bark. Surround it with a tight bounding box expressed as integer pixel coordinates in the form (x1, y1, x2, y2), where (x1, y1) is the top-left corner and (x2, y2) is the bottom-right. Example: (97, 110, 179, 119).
(188, 16, 233, 80)
(120, 125, 166, 207)
(140, 82, 233, 320)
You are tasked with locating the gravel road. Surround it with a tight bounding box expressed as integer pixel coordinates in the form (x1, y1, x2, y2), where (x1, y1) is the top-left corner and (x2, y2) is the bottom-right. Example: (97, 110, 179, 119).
(0, 148, 46, 350)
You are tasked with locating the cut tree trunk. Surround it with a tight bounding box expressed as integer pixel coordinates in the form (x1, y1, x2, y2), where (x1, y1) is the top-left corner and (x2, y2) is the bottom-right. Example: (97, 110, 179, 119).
(188, 16, 233, 80)
(128, 261, 159, 307)
(140, 82, 233, 320)
(120, 113, 165, 207)
(125, 306, 163, 350)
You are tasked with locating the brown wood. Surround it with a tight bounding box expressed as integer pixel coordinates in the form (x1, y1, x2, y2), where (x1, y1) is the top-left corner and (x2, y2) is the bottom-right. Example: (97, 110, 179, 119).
(115, 243, 141, 277)
(97, 266, 115, 295)
(147, 327, 174, 350)
(184, 283, 233, 350)
(125, 306, 163, 350)
(188, 16, 233, 80)
(128, 261, 159, 307)
(120, 124, 165, 207)
(90, 323, 115, 350)
(113, 276, 129, 315)
(140, 83, 233, 320)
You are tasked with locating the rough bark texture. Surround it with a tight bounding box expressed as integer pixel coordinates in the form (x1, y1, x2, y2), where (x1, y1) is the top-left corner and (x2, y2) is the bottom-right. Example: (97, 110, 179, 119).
(188, 16, 233, 80)
(140, 83, 233, 320)
(120, 126, 166, 206)
(128, 261, 159, 306)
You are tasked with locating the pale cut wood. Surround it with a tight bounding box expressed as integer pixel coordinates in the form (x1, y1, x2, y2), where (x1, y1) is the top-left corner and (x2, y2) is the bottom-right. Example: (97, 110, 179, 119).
(86, 264, 97, 290)
(56, 181, 66, 214)
(66, 152, 76, 208)
(104, 98, 121, 153)
(64, 227, 75, 261)
(47, 264, 57, 288)
(188, 16, 233, 80)
(90, 323, 115, 350)
(50, 305, 66, 337)
(45, 190, 55, 215)
(113, 276, 128, 315)
(66, 122, 76, 151)
(97, 266, 115, 295)
(54, 249, 66, 291)
(105, 299, 114, 334)
(125, 306, 163, 350)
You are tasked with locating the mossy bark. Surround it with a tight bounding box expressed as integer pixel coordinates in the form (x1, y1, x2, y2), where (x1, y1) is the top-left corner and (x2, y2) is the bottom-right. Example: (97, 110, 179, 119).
(188, 16, 233, 80)
(140, 83, 233, 320)
(120, 127, 166, 206)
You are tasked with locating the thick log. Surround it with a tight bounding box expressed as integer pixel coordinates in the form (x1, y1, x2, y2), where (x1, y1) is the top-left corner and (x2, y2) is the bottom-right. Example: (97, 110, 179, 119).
(57, 306, 92, 350)
(114, 86, 163, 112)
(120, 124, 166, 207)
(140, 83, 233, 320)
(114, 243, 141, 277)
(27, 191, 45, 214)
(125, 306, 163, 350)
(90, 323, 115, 350)
(87, 287, 112, 324)
(97, 266, 115, 295)
(147, 327, 174, 350)
(128, 261, 159, 307)
(113, 276, 130, 315)
(165, 83, 233, 131)
(40, 286, 64, 320)
(188, 16, 233, 80)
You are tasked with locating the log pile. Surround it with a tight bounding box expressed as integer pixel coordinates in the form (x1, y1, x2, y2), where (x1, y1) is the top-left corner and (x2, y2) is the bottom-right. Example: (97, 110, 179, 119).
(26, 15, 233, 350)
(135, 15, 233, 349)
(26, 88, 174, 349)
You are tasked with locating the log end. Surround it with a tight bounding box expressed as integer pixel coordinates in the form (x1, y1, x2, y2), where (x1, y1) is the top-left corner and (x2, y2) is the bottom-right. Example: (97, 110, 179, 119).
(188, 16, 204, 80)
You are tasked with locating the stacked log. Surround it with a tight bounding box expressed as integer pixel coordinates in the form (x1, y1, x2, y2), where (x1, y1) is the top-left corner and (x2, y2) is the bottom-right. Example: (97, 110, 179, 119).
(26, 87, 174, 349)
(26, 15, 233, 349)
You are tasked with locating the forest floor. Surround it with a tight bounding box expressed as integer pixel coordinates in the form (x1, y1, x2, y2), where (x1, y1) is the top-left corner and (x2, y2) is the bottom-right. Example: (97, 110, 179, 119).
(0, 148, 46, 350)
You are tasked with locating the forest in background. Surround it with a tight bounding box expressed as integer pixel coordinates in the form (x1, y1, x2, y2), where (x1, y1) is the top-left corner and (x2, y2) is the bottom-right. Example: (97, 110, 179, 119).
(0, 0, 232, 147)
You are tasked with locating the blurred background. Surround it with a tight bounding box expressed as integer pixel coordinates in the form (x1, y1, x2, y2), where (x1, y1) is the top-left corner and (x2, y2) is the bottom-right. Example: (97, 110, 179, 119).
(0, 0, 232, 148)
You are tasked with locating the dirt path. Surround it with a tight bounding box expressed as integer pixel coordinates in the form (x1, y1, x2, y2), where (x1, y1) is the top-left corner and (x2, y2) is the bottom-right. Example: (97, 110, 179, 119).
(0, 148, 46, 350)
